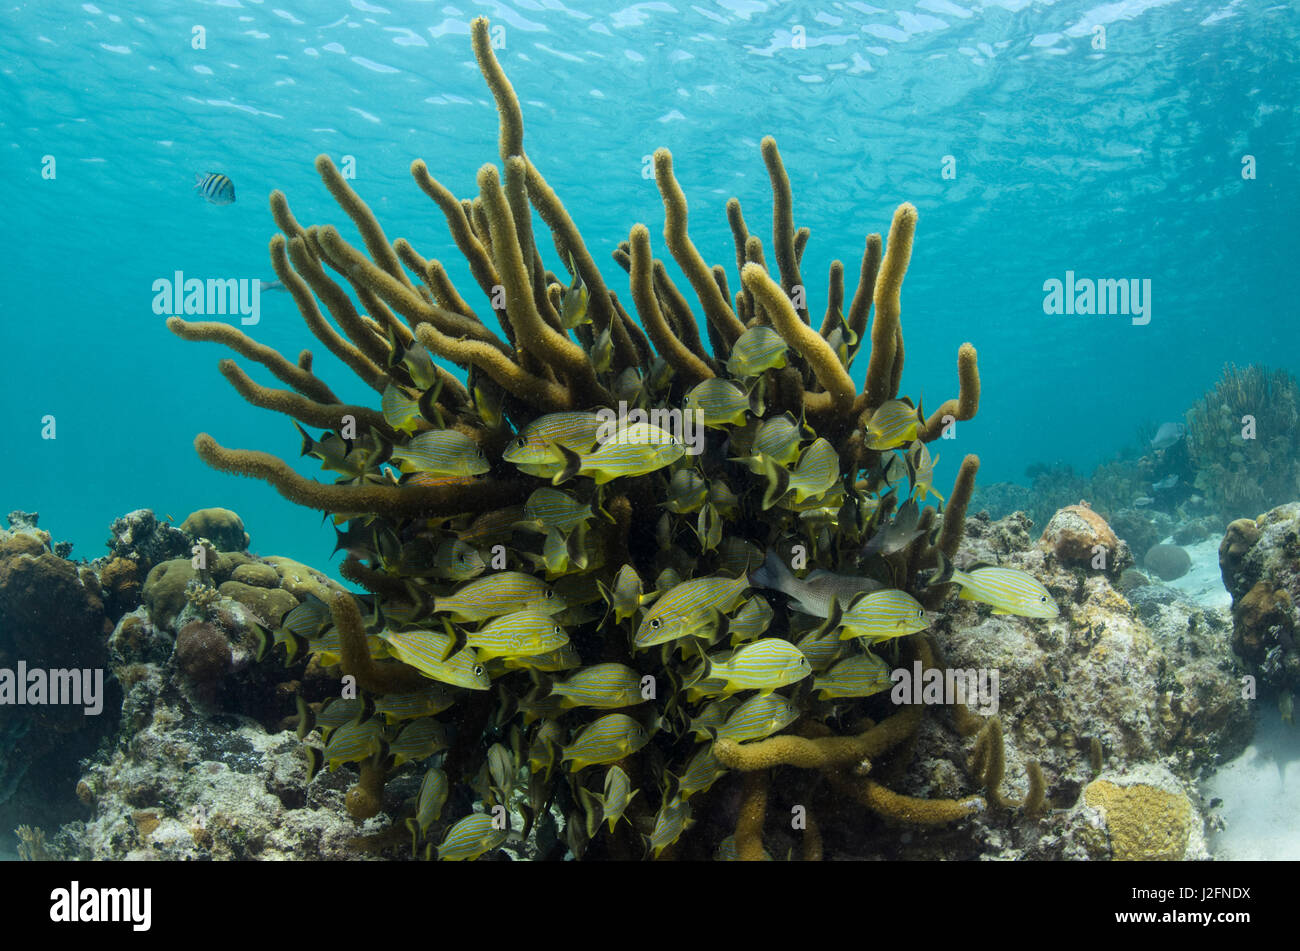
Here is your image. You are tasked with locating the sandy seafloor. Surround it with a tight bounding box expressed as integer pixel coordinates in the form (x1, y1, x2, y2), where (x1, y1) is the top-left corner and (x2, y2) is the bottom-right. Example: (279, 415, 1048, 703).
(1166, 537, 1300, 861)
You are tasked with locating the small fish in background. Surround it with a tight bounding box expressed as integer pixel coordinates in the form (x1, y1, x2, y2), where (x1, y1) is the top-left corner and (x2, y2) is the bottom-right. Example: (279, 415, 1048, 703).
(1149, 421, 1186, 450)
(260, 278, 287, 292)
(1133, 496, 1155, 507)
(1151, 474, 1180, 492)
(194, 171, 235, 205)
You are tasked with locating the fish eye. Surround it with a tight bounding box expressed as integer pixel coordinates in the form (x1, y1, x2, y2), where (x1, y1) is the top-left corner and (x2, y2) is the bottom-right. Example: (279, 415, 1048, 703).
(650, 618, 660, 629)
(473, 665, 485, 676)
(553, 625, 561, 635)
(545, 590, 554, 599)
(513, 437, 525, 448)
(917, 609, 924, 618)
(1040, 596, 1048, 603)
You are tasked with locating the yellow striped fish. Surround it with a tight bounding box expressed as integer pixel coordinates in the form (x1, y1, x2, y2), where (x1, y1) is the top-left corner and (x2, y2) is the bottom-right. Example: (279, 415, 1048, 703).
(707, 638, 811, 696)
(559, 422, 684, 485)
(577, 764, 638, 836)
(416, 767, 449, 833)
(647, 797, 693, 858)
(838, 590, 929, 643)
(751, 413, 808, 467)
(596, 564, 648, 624)
(379, 628, 492, 690)
(865, 399, 922, 450)
(724, 596, 775, 646)
(389, 717, 449, 766)
(714, 693, 801, 743)
(794, 629, 845, 672)
(687, 697, 738, 741)
(951, 566, 1059, 618)
(373, 686, 456, 722)
(675, 745, 728, 799)
(438, 812, 508, 861)
(684, 379, 755, 429)
(194, 171, 235, 204)
(499, 643, 582, 672)
(813, 651, 893, 699)
(390, 430, 488, 477)
(518, 488, 595, 534)
(323, 717, 384, 770)
(465, 611, 569, 660)
(908, 442, 945, 503)
(381, 383, 425, 435)
(725, 325, 788, 378)
(662, 468, 708, 514)
(431, 539, 486, 581)
(504, 412, 605, 477)
(432, 571, 561, 623)
(548, 663, 643, 710)
(634, 573, 750, 649)
(762, 438, 840, 508)
(561, 713, 651, 771)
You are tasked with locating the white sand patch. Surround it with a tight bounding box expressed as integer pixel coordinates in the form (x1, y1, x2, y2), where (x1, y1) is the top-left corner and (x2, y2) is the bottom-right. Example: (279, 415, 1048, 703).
(1164, 536, 1231, 610)
(1204, 712, 1300, 860)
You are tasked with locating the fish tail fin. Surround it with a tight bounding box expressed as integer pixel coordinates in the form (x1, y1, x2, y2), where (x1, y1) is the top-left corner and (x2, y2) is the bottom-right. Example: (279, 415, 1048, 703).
(294, 695, 315, 740)
(759, 455, 790, 510)
(553, 445, 582, 486)
(750, 548, 794, 595)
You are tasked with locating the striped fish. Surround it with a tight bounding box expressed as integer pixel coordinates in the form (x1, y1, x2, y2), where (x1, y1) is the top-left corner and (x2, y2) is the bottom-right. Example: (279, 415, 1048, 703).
(548, 663, 643, 710)
(416, 767, 449, 833)
(951, 566, 1059, 618)
(390, 430, 488, 478)
(813, 651, 893, 700)
(725, 325, 789, 378)
(687, 697, 738, 740)
(306, 696, 370, 740)
(662, 468, 708, 514)
(794, 629, 847, 672)
(561, 713, 651, 771)
(838, 590, 929, 643)
(707, 637, 811, 696)
(503, 412, 605, 477)
(560, 422, 684, 485)
(675, 745, 728, 799)
(389, 717, 449, 766)
(761, 437, 840, 509)
(724, 596, 774, 646)
(499, 643, 582, 672)
(714, 692, 801, 743)
(647, 797, 692, 859)
(635, 573, 750, 649)
(433, 571, 561, 623)
(438, 813, 508, 861)
(577, 764, 638, 836)
(684, 379, 754, 429)
(381, 383, 425, 436)
(431, 539, 486, 581)
(518, 487, 595, 534)
(194, 171, 235, 204)
(465, 610, 569, 660)
(751, 413, 807, 467)
(596, 564, 647, 624)
(372, 687, 456, 723)
(379, 628, 492, 690)
(908, 441, 945, 503)
(459, 505, 528, 546)
(323, 717, 384, 770)
(865, 399, 922, 450)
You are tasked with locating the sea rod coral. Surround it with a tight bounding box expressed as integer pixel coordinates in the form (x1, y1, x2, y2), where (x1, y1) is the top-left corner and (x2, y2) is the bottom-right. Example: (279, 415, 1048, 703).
(167, 17, 1014, 860)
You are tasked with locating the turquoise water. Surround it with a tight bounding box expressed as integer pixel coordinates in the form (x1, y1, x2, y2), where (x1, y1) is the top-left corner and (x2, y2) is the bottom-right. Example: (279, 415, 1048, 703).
(2, 0, 1296, 568)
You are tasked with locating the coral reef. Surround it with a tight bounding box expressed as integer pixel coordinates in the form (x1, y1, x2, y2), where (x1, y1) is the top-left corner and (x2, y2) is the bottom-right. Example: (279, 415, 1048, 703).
(1219, 504, 1300, 703)
(1039, 502, 1122, 572)
(1081, 771, 1205, 861)
(1186, 364, 1300, 522)
(115, 18, 1248, 862)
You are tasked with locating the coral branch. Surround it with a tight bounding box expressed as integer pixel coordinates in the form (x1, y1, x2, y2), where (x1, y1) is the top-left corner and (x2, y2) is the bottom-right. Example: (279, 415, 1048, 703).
(920, 343, 980, 442)
(863, 204, 917, 408)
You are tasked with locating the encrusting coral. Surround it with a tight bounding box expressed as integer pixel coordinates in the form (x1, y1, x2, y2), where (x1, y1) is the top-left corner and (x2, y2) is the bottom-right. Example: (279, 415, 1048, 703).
(168, 17, 1016, 860)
